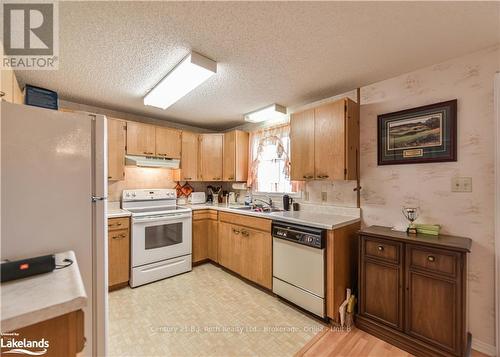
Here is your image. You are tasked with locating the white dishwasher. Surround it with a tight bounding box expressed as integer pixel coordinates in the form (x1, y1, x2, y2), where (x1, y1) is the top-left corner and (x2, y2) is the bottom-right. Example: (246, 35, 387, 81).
(272, 221, 326, 318)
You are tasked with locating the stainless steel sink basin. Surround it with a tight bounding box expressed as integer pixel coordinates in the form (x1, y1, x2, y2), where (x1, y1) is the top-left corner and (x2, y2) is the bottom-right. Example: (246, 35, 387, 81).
(228, 206, 283, 214)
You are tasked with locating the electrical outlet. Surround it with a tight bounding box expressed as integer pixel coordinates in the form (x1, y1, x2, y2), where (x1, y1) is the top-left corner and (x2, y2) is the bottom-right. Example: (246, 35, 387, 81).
(451, 177, 472, 192)
(321, 191, 327, 202)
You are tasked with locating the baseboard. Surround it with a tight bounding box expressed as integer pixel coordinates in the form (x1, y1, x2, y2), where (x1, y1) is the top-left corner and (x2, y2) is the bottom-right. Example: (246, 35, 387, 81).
(471, 338, 496, 356)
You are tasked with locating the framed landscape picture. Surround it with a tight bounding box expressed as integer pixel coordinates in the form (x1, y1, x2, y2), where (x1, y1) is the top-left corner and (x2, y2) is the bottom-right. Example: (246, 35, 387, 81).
(377, 99, 457, 165)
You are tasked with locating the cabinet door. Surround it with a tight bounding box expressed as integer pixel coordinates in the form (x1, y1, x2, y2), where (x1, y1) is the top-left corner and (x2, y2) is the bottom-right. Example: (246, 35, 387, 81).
(223, 131, 236, 181)
(223, 130, 249, 182)
(239, 227, 272, 289)
(12, 73, 23, 104)
(200, 134, 223, 181)
(218, 222, 242, 274)
(108, 229, 130, 287)
(192, 220, 209, 263)
(181, 131, 199, 181)
(156, 127, 181, 158)
(314, 99, 346, 180)
(290, 108, 315, 180)
(405, 246, 462, 354)
(126, 122, 156, 156)
(345, 99, 360, 180)
(107, 119, 126, 181)
(360, 237, 403, 330)
(1, 68, 13, 103)
(207, 219, 218, 262)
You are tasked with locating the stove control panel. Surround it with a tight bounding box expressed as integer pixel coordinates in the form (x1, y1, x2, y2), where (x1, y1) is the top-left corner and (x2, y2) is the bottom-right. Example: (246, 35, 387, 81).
(123, 189, 176, 201)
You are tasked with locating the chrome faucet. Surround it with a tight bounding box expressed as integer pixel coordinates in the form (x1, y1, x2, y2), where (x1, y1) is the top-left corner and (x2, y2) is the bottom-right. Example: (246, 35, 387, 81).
(253, 196, 273, 208)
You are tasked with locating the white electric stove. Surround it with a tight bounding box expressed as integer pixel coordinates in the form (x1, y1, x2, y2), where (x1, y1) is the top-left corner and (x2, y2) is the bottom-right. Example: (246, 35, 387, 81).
(122, 189, 192, 287)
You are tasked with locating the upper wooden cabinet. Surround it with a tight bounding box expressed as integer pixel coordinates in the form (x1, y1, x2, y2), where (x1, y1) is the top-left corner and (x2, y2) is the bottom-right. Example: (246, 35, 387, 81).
(181, 131, 200, 181)
(126, 122, 182, 159)
(1, 68, 23, 104)
(223, 130, 249, 182)
(107, 118, 126, 181)
(290, 108, 315, 180)
(200, 133, 223, 181)
(290, 98, 359, 181)
(156, 127, 181, 158)
(126, 122, 156, 156)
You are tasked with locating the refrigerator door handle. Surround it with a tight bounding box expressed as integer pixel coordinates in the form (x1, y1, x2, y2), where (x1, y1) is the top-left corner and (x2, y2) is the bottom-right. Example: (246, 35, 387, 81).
(92, 196, 108, 202)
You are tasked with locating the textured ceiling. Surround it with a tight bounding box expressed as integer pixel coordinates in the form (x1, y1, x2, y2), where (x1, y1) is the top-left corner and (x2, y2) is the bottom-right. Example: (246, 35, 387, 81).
(15, 1, 500, 130)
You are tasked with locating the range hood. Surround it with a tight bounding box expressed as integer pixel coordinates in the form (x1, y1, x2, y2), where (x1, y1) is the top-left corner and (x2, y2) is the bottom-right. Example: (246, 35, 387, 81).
(125, 155, 180, 169)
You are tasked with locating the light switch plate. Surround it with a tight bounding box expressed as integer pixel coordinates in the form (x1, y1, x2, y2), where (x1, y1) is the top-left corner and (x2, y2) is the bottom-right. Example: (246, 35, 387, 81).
(451, 177, 472, 192)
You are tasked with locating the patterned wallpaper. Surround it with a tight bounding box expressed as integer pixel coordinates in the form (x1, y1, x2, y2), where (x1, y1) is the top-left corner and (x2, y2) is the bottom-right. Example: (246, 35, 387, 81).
(359, 45, 499, 347)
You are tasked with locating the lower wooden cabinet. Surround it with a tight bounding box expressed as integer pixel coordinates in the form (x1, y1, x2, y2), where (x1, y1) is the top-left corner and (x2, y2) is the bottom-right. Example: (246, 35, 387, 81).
(3, 310, 85, 357)
(218, 212, 272, 289)
(107, 217, 130, 289)
(357, 226, 471, 357)
(192, 210, 218, 264)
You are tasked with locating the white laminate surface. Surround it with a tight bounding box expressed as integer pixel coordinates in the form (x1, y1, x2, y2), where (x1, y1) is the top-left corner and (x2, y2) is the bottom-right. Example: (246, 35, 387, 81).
(269, 211, 360, 230)
(1, 251, 87, 331)
(181, 203, 360, 230)
(107, 201, 131, 218)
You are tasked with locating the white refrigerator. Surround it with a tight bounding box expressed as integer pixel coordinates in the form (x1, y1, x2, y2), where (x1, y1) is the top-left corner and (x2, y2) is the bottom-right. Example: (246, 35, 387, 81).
(1, 101, 108, 356)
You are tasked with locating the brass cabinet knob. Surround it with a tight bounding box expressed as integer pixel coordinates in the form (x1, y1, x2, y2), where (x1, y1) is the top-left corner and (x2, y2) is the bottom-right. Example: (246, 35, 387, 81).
(377, 245, 384, 251)
(427, 255, 435, 262)
(232, 228, 240, 235)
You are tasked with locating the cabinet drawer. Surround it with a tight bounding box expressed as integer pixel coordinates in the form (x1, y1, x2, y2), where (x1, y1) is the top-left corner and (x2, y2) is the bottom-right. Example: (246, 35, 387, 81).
(219, 212, 271, 232)
(193, 210, 218, 221)
(408, 245, 457, 278)
(363, 237, 401, 264)
(108, 217, 129, 231)
(109, 229, 129, 241)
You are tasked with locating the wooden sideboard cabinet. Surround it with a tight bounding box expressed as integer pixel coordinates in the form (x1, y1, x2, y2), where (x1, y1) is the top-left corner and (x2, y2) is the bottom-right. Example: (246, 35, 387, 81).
(356, 226, 471, 357)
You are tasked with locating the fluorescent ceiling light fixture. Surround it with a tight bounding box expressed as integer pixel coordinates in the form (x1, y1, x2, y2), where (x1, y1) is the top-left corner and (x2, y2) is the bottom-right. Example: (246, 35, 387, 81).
(144, 52, 217, 110)
(244, 104, 287, 123)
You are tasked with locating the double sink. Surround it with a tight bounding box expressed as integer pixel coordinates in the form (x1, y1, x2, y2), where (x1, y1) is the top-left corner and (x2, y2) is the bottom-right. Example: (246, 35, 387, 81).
(229, 206, 283, 214)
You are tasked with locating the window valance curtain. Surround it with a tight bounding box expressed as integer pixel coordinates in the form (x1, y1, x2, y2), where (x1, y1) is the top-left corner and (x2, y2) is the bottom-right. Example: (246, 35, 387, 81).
(247, 123, 302, 192)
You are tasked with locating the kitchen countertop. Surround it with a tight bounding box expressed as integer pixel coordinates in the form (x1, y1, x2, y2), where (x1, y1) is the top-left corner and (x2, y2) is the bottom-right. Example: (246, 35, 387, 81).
(1, 250, 87, 332)
(107, 201, 131, 218)
(183, 203, 360, 230)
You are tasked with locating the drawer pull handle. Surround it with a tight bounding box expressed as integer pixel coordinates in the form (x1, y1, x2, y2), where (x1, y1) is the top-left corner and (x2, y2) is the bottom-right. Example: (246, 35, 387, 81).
(184, 177, 192, 180)
(112, 234, 126, 239)
(143, 151, 154, 155)
(377, 245, 384, 252)
(302, 175, 314, 179)
(427, 255, 435, 262)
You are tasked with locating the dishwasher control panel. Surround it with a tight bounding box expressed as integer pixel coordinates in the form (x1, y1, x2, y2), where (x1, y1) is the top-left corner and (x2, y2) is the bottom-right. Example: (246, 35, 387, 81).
(272, 222, 325, 249)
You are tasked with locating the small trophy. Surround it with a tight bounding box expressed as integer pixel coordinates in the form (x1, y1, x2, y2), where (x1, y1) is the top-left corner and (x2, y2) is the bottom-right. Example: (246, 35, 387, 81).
(402, 207, 419, 234)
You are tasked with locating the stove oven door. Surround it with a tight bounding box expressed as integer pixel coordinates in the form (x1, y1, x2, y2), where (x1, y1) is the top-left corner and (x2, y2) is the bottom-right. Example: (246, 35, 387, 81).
(131, 212, 192, 267)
